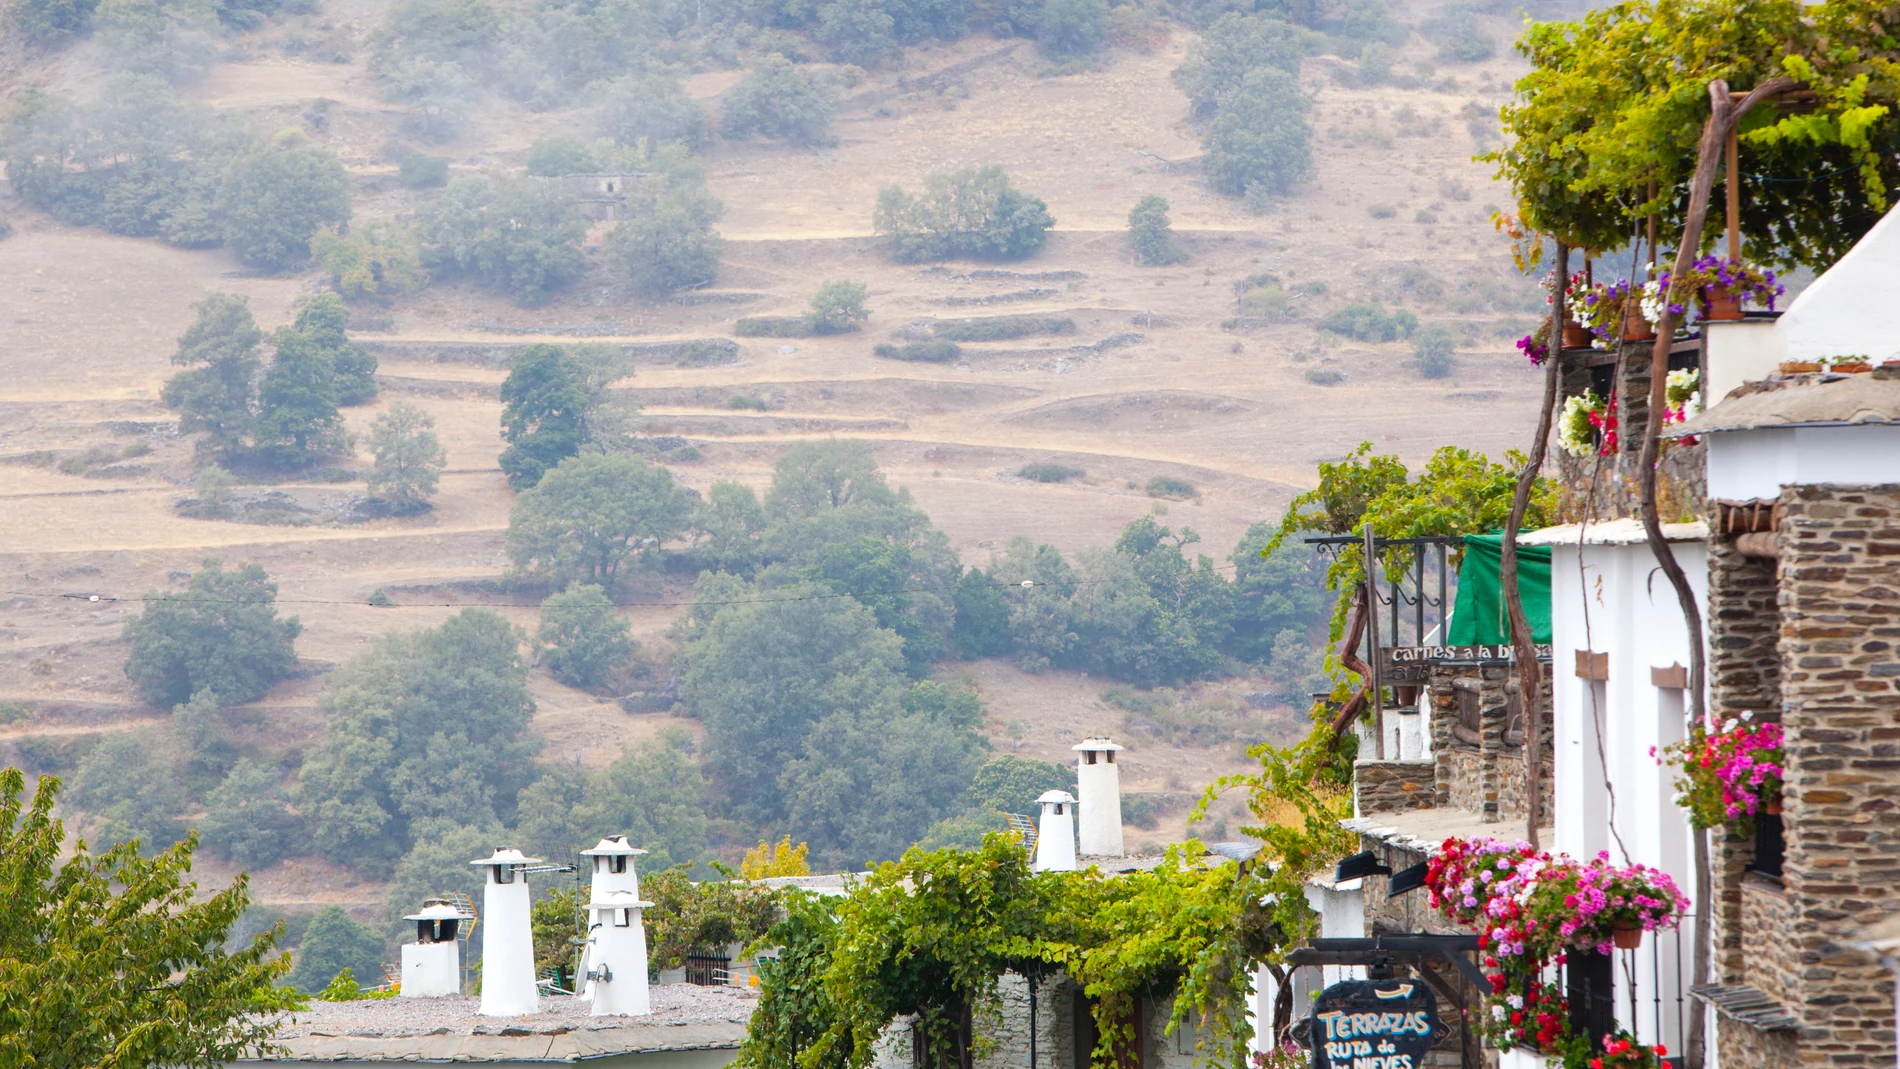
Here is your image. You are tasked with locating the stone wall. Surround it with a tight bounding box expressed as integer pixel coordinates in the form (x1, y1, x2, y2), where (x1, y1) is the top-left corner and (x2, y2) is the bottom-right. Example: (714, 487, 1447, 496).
(975, 973, 1074, 1069)
(1718, 484, 1900, 1069)
(1425, 664, 1551, 823)
(1354, 760, 1436, 815)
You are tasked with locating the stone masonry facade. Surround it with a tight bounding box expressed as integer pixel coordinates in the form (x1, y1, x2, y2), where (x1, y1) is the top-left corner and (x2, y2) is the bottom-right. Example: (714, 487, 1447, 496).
(1424, 663, 1553, 823)
(1716, 484, 1900, 1069)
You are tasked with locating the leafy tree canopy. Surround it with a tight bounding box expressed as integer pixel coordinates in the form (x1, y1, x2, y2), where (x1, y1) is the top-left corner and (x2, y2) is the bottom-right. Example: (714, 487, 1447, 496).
(215, 135, 351, 271)
(417, 176, 587, 304)
(297, 608, 540, 867)
(719, 55, 842, 146)
(1493, 0, 1900, 266)
(161, 292, 263, 460)
(0, 768, 297, 1064)
(1202, 66, 1314, 198)
(284, 905, 385, 993)
(498, 343, 590, 489)
(122, 558, 301, 708)
(507, 452, 698, 588)
(515, 730, 710, 875)
(536, 580, 634, 689)
(367, 401, 446, 511)
(873, 166, 1055, 262)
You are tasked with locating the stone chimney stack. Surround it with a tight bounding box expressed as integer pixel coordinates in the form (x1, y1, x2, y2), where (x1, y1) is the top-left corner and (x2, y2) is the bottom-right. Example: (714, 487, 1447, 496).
(1073, 737, 1125, 857)
(1033, 790, 1077, 872)
(399, 899, 463, 998)
(471, 847, 541, 1017)
(585, 889, 654, 1017)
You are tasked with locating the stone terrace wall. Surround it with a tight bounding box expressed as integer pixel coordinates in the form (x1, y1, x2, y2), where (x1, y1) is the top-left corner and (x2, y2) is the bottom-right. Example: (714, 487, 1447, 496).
(1761, 484, 1900, 1069)
(1355, 760, 1436, 815)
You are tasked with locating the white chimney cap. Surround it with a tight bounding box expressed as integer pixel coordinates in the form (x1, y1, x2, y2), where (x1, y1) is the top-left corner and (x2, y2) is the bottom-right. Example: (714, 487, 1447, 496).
(470, 847, 542, 867)
(1037, 790, 1077, 804)
(581, 835, 650, 857)
(404, 900, 467, 922)
(588, 889, 656, 910)
(1073, 738, 1124, 752)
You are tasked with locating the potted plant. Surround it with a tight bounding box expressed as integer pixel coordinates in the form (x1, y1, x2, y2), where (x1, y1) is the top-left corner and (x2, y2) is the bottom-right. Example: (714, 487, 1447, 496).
(1572, 279, 1656, 345)
(1517, 322, 1551, 366)
(1673, 256, 1784, 321)
(1663, 368, 1701, 435)
(1547, 268, 1592, 348)
(1664, 714, 1785, 830)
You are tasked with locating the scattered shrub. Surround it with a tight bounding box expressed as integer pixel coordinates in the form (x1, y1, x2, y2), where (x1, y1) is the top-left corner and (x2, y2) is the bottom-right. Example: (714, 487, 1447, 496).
(1305, 368, 1345, 385)
(1411, 323, 1456, 378)
(1368, 204, 1396, 219)
(1145, 475, 1196, 499)
(397, 152, 448, 187)
(733, 317, 810, 338)
(726, 394, 768, 410)
(1019, 463, 1083, 483)
(873, 340, 961, 362)
(1319, 302, 1418, 342)
(930, 316, 1074, 341)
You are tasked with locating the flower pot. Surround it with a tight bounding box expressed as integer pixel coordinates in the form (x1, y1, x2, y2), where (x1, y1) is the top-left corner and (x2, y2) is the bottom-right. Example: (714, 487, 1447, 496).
(1562, 322, 1592, 349)
(1703, 287, 1744, 321)
(1612, 925, 1644, 950)
(1829, 362, 1873, 374)
(1622, 318, 1658, 342)
(1395, 684, 1419, 707)
(1764, 797, 1783, 816)
(1780, 361, 1822, 374)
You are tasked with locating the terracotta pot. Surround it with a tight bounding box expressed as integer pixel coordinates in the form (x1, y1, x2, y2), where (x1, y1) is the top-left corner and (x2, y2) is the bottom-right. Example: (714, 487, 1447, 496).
(1562, 322, 1592, 349)
(1612, 925, 1644, 951)
(1703, 286, 1745, 321)
(1780, 361, 1822, 374)
(1395, 684, 1419, 707)
(1622, 318, 1658, 342)
(1764, 797, 1783, 816)
(1830, 362, 1873, 374)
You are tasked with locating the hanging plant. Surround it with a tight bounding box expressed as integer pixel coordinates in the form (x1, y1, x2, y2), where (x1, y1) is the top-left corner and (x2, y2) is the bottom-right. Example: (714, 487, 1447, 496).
(1662, 715, 1785, 831)
(1518, 321, 1552, 366)
(1425, 837, 1686, 1066)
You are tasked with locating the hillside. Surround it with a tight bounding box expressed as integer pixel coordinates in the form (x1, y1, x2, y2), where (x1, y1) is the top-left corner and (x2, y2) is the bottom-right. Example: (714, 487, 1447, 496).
(0, 0, 1550, 919)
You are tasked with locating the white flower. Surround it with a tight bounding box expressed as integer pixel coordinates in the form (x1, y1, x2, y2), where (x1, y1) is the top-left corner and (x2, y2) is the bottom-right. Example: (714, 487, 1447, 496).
(1723, 718, 1739, 733)
(1640, 279, 1667, 326)
(1506, 995, 1524, 1009)
(1559, 392, 1603, 458)
(1492, 1004, 1507, 1021)
(1741, 711, 1754, 722)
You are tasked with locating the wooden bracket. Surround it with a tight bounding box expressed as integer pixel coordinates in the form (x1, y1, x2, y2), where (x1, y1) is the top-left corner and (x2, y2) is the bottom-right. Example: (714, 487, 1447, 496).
(1651, 663, 1689, 689)
(1574, 649, 1609, 680)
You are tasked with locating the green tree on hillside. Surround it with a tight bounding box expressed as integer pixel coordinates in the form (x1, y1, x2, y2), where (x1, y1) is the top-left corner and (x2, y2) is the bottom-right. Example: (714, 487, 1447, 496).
(121, 559, 301, 708)
(0, 768, 295, 1064)
(515, 730, 709, 873)
(1127, 194, 1186, 265)
(1036, 0, 1106, 57)
(418, 177, 588, 305)
(9, 0, 99, 46)
(284, 905, 385, 993)
(610, 186, 725, 299)
(161, 293, 263, 461)
(279, 294, 378, 406)
(536, 581, 633, 690)
(252, 326, 343, 470)
(719, 55, 841, 146)
(367, 402, 446, 511)
(298, 609, 540, 865)
(694, 481, 769, 575)
(873, 166, 1054, 262)
(1202, 67, 1314, 198)
(805, 279, 870, 334)
(507, 452, 698, 588)
(216, 137, 352, 272)
(310, 222, 428, 301)
(1172, 12, 1311, 117)
(590, 73, 711, 148)
(201, 758, 302, 868)
(498, 344, 589, 489)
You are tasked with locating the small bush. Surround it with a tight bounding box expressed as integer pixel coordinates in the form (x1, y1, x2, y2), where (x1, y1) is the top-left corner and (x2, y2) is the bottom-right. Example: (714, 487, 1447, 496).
(1423, 3, 1495, 63)
(1412, 324, 1456, 379)
(1319, 302, 1418, 342)
(931, 316, 1075, 342)
(1019, 463, 1083, 483)
(398, 153, 448, 188)
(1368, 204, 1396, 219)
(1305, 368, 1346, 385)
(874, 340, 961, 362)
(367, 588, 394, 607)
(733, 317, 810, 338)
(806, 279, 870, 334)
(726, 394, 768, 411)
(1145, 475, 1196, 500)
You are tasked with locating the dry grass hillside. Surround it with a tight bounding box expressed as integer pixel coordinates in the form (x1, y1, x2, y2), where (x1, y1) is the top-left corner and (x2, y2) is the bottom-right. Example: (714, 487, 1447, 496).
(0, 0, 1550, 912)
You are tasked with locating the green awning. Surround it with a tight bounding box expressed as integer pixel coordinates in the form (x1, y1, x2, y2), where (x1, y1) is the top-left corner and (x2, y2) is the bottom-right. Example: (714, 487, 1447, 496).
(1445, 533, 1551, 645)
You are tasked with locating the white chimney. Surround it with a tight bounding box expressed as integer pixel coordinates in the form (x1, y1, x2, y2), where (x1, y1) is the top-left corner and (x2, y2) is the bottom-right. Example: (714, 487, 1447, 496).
(400, 899, 464, 998)
(1033, 790, 1077, 872)
(471, 847, 541, 1017)
(584, 889, 654, 1017)
(578, 836, 649, 1002)
(1073, 737, 1125, 857)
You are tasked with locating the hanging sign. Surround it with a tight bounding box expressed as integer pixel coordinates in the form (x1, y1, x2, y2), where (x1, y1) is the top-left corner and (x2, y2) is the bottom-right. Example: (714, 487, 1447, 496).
(1307, 978, 1441, 1069)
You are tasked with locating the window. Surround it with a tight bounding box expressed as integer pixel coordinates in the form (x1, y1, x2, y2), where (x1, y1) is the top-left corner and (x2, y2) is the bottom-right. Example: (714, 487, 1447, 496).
(1085, 751, 1098, 765)
(610, 855, 627, 874)
(492, 865, 515, 885)
(1750, 813, 1784, 880)
(614, 908, 632, 927)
